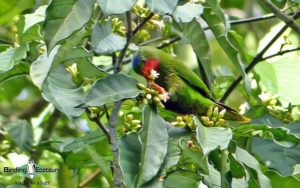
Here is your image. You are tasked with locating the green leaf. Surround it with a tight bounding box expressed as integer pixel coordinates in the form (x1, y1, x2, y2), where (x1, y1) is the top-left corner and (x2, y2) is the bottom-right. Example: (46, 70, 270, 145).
(137, 106, 169, 186)
(0, 48, 15, 73)
(91, 21, 126, 54)
(0, 62, 29, 83)
(44, 0, 95, 51)
(63, 129, 108, 152)
(252, 138, 300, 176)
(203, 163, 221, 187)
(119, 133, 142, 188)
(146, 0, 178, 14)
(234, 124, 300, 147)
(235, 146, 272, 187)
(164, 171, 201, 188)
(42, 64, 85, 117)
(30, 46, 59, 89)
(84, 144, 112, 182)
(291, 0, 300, 3)
(182, 19, 213, 84)
(202, 4, 247, 78)
(160, 139, 181, 175)
(194, 117, 232, 156)
(0, 0, 35, 25)
(4, 120, 34, 151)
(265, 170, 300, 188)
(84, 73, 142, 107)
(255, 60, 300, 106)
(22, 5, 46, 33)
(173, 3, 203, 23)
(77, 59, 108, 80)
(0, 44, 28, 73)
(97, 0, 137, 15)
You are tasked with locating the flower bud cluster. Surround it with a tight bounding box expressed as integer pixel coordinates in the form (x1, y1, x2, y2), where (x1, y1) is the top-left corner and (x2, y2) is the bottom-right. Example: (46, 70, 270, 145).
(119, 113, 141, 133)
(112, 18, 126, 36)
(200, 106, 226, 127)
(171, 115, 195, 129)
(137, 83, 166, 108)
(259, 92, 293, 123)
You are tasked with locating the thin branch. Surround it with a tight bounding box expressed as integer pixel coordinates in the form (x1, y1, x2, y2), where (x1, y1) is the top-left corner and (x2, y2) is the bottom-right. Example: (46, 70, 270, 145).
(261, 46, 300, 60)
(79, 168, 102, 188)
(132, 13, 155, 36)
(86, 108, 111, 144)
(17, 98, 48, 119)
(262, 0, 300, 34)
(219, 11, 300, 102)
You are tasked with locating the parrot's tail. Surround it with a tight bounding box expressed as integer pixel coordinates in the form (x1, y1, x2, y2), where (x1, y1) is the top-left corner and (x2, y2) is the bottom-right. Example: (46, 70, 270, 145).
(215, 102, 251, 123)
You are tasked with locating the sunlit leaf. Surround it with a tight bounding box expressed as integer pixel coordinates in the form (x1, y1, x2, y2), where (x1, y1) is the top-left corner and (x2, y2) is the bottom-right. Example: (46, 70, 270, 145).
(255, 60, 300, 106)
(22, 5, 46, 33)
(0, 0, 35, 25)
(265, 170, 300, 188)
(44, 0, 94, 51)
(0, 44, 28, 73)
(137, 106, 169, 186)
(119, 133, 142, 188)
(194, 117, 232, 155)
(4, 120, 34, 151)
(84, 73, 142, 106)
(173, 3, 203, 23)
(146, 0, 178, 14)
(97, 0, 137, 15)
(91, 21, 126, 54)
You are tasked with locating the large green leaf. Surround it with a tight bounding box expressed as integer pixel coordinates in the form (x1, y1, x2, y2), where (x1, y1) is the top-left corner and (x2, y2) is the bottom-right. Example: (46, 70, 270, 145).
(42, 64, 85, 117)
(194, 117, 232, 156)
(202, 4, 247, 78)
(30, 46, 59, 89)
(97, 0, 137, 15)
(4, 120, 34, 151)
(0, 0, 35, 25)
(183, 19, 213, 85)
(173, 3, 203, 23)
(0, 62, 29, 83)
(119, 133, 142, 188)
(146, 0, 178, 14)
(84, 73, 142, 106)
(252, 138, 300, 176)
(160, 138, 181, 176)
(44, 0, 94, 51)
(137, 106, 169, 186)
(255, 60, 300, 106)
(235, 146, 272, 187)
(91, 21, 126, 54)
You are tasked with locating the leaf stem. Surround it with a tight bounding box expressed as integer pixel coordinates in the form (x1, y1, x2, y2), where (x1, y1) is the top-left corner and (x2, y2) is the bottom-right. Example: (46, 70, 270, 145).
(220, 11, 300, 102)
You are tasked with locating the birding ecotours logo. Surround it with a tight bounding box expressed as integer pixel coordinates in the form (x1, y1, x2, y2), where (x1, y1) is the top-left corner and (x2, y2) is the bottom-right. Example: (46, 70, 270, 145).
(2, 160, 60, 179)
(27, 160, 36, 179)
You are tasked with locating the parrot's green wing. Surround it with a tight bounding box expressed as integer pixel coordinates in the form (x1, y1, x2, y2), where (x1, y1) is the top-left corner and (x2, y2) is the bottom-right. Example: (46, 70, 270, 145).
(172, 59, 212, 98)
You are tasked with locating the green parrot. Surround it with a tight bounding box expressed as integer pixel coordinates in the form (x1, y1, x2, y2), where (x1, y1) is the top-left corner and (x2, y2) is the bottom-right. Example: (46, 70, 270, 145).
(132, 46, 250, 123)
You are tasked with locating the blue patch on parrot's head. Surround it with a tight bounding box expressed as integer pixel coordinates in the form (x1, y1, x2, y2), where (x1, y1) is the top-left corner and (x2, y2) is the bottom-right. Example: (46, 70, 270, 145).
(132, 53, 144, 74)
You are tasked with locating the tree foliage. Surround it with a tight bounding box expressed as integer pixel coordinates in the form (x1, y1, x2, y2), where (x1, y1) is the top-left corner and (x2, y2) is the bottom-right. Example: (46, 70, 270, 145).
(0, 0, 300, 187)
